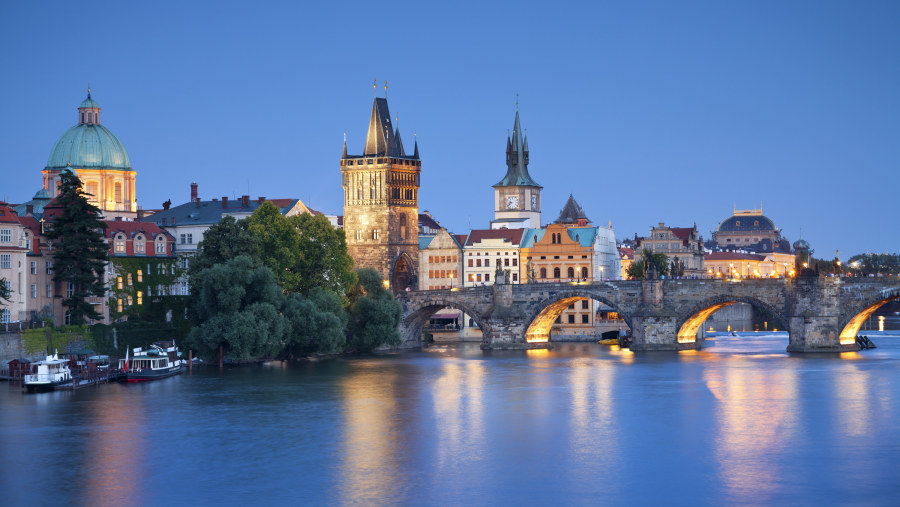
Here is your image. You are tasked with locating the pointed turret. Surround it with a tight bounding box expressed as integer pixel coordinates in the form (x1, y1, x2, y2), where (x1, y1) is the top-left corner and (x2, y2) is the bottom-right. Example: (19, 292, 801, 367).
(364, 98, 398, 156)
(413, 137, 419, 159)
(394, 126, 406, 157)
(555, 194, 590, 225)
(341, 134, 348, 159)
(494, 109, 541, 188)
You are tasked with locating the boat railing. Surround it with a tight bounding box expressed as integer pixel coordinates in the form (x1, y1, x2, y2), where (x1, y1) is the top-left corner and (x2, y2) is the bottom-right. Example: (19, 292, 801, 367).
(24, 373, 64, 383)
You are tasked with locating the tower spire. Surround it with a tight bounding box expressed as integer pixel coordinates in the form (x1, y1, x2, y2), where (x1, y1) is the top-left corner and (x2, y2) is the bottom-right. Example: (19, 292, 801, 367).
(342, 131, 348, 159)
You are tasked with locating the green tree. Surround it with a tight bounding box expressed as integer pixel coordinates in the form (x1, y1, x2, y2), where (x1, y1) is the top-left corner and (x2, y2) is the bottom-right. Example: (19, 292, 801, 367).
(246, 202, 303, 291)
(346, 268, 402, 351)
(0, 277, 10, 302)
(847, 253, 900, 276)
(282, 287, 347, 356)
(44, 168, 109, 324)
(292, 212, 356, 296)
(626, 249, 670, 280)
(187, 215, 257, 295)
(189, 255, 287, 360)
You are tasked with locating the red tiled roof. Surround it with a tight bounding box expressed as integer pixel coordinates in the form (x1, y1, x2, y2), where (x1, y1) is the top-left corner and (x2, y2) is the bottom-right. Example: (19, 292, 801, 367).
(104, 220, 174, 240)
(465, 228, 524, 246)
(453, 234, 468, 247)
(618, 247, 634, 260)
(704, 252, 767, 262)
(0, 203, 20, 223)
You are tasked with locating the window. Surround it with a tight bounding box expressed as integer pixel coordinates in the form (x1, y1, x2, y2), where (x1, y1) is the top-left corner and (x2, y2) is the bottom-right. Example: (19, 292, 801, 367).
(582, 314, 589, 324)
(127, 273, 133, 286)
(66, 282, 74, 298)
(0, 254, 9, 269)
(137, 291, 143, 305)
(429, 270, 434, 278)
(568, 314, 575, 324)
(46, 284, 52, 298)
(476, 274, 482, 282)
(512, 273, 518, 281)
(114, 182, 123, 203)
(581, 267, 588, 279)
(476, 259, 481, 267)
(400, 215, 408, 240)
(373, 229, 380, 240)
(355, 231, 362, 241)
(156, 240, 166, 254)
(429, 256, 433, 263)
(485, 274, 490, 281)
(540, 267, 547, 278)
(117, 299, 123, 313)
(582, 300, 589, 309)
(0, 229, 10, 242)
(117, 276, 123, 290)
(553, 267, 560, 278)
(485, 259, 490, 267)
(135, 235, 145, 253)
(440, 270, 446, 278)
(504, 259, 509, 267)
(137, 269, 143, 283)
(30, 261, 36, 274)
(86, 182, 99, 201)
(181, 281, 189, 295)
(468, 259, 473, 267)
(114, 234, 125, 253)
(567, 267, 575, 278)
(0, 308, 9, 323)
(513, 259, 517, 267)
(468, 274, 474, 282)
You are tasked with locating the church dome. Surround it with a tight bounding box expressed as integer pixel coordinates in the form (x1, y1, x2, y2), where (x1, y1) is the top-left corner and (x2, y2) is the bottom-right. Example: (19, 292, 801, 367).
(45, 116, 131, 172)
(716, 214, 776, 233)
(793, 239, 810, 251)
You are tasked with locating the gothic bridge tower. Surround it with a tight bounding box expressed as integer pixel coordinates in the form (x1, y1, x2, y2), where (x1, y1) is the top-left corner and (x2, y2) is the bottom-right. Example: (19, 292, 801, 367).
(341, 91, 421, 293)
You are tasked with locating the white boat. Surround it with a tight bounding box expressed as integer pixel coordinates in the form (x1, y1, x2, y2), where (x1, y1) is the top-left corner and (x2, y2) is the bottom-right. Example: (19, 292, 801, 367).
(119, 341, 185, 382)
(23, 352, 72, 392)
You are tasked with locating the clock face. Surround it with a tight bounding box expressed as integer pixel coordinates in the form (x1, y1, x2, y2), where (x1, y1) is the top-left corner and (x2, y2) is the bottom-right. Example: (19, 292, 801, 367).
(506, 195, 519, 209)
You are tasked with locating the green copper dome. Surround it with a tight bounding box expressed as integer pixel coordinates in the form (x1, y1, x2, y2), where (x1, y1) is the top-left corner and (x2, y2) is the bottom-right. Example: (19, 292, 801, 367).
(45, 123, 132, 171)
(79, 95, 100, 109)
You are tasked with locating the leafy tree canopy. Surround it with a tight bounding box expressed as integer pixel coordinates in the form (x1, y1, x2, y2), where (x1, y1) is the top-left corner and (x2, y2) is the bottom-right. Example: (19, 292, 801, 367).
(44, 169, 109, 324)
(0, 277, 10, 302)
(188, 215, 257, 294)
(626, 249, 670, 280)
(346, 268, 402, 351)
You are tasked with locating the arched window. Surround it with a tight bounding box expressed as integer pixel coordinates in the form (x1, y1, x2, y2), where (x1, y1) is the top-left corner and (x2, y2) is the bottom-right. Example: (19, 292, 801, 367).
(553, 267, 560, 278)
(540, 267, 547, 279)
(114, 182, 123, 203)
(567, 267, 575, 279)
(114, 234, 125, 254)
(87, 112, 93, 123)
(80, 112, 85, 123)
(86, 182, 99, 202)
(135, 235, 145, 254)
(581, 267, 588, 279)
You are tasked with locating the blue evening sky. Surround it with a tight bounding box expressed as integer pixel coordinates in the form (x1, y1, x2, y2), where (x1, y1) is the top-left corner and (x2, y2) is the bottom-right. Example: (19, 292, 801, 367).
(2, 1, 898, 259)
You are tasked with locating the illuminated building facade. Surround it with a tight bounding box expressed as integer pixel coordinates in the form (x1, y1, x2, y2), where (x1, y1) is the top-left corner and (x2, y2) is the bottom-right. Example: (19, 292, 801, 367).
(418, 229, 465, 290)
(463, 229, 524, 287)
(636, 223, 705, 277)
(341, 94, 420, 293)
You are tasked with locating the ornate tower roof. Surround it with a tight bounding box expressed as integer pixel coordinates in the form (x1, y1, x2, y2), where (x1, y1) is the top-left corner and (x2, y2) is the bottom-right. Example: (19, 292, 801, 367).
(363, 98, 406, 157)
(45, 92, 132, 171)
(555, 194, 590, 224)
(494, 109, 541, 188)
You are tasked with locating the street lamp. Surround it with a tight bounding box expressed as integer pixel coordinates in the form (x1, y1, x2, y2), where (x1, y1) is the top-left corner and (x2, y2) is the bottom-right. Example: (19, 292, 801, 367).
(599, 265, 604, 281)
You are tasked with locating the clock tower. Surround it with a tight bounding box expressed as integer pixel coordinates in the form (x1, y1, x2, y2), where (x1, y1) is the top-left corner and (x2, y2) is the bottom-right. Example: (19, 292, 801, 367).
(491, 107, 542, 229)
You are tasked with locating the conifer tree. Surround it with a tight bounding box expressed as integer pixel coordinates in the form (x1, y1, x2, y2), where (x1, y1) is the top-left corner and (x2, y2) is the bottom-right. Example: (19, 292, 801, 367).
(45, 168, 109, 324)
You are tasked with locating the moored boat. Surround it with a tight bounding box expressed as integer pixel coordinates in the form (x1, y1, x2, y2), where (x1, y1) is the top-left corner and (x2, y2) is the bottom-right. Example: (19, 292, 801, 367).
(23, 353, 73, 392)
(119, 341, 185, 382)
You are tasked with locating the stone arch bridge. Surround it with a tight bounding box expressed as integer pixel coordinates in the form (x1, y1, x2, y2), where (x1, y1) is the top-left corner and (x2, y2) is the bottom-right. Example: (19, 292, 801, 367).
(397, 277, 900, 352)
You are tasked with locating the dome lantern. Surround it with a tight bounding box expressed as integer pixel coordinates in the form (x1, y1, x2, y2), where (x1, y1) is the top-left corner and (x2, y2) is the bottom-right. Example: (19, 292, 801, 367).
(78, 89, 101, 125)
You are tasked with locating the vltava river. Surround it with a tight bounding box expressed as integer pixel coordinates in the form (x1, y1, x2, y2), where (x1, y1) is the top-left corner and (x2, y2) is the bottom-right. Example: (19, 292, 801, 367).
(3, 332, 900, 506)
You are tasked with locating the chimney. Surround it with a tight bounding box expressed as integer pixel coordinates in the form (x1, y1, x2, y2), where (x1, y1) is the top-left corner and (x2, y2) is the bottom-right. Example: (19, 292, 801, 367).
(258, 196, 266, 203)
(222, 196, 228, 207)
(190, 182, 198, 202)
(241, 195, 249, 206)
(137, 209, 144, 221)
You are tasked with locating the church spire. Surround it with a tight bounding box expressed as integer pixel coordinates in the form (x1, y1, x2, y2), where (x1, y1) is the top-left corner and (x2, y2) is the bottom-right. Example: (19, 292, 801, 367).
(494, 107, 540, 188)
(342, 132, 348, 159)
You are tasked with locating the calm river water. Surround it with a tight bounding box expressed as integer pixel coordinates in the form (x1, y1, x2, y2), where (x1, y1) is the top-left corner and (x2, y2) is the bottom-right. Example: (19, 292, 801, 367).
(3, 330, 900, 506)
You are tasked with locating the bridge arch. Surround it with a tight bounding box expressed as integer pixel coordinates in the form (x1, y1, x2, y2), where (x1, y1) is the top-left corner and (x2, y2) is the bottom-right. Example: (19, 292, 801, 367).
(675, 295, 788, 344)
(838, 287, 900, 345)
(401, 298, 488, 346)
(523, 290, 632, 343)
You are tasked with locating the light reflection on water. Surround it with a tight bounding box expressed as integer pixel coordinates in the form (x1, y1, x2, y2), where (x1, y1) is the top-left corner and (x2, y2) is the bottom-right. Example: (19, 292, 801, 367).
(2, 335, 900, 505)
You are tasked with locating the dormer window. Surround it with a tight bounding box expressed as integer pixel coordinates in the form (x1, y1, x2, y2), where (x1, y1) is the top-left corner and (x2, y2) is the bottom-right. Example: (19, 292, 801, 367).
(114, 234, 126, 254)
(135, 234, 145, 254)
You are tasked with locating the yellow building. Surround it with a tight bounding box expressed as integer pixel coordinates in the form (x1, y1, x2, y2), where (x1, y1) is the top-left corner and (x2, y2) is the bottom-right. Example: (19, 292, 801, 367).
(704, 252, 797, 278)
(42, 91, 138, 220)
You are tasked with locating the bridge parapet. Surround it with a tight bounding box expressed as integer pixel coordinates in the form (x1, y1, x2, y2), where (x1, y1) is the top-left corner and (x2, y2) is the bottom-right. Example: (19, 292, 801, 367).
(398, 276, 900, 352)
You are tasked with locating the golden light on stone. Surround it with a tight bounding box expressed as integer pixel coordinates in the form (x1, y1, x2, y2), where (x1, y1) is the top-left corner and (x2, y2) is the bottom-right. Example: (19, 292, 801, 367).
(677, 301, 736, 343)
(838, 297, 898, 345)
